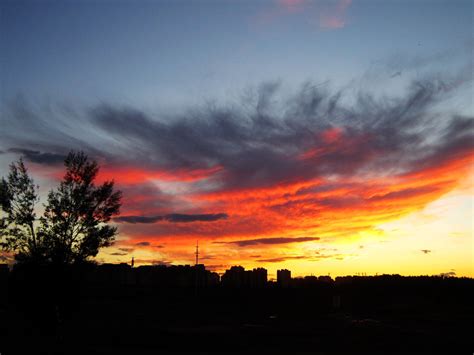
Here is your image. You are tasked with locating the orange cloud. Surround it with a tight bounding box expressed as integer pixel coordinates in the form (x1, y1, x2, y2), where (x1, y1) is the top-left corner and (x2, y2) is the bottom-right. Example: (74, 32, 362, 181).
(109, 145, 472, 274)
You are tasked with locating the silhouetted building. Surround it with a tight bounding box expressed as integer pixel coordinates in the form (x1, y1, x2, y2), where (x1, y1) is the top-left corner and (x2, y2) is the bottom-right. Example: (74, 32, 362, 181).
(222, 266, 267, 288)
(247, 267, 267, 288)
(318, 275, 333, 283)
(87, 263, 135, 286)
(194, 264, 219, 288)
(277, 269, 291, 288)
(221, 266, 245, 288)
(128, 263, 219, 288)
(304, 275, 318, 284)
(208, 271, 220, 286)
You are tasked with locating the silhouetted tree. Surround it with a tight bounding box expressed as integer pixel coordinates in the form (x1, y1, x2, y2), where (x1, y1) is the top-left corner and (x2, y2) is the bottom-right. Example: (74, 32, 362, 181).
(0, 159, 44, 263)
(0, 151, 122, 265)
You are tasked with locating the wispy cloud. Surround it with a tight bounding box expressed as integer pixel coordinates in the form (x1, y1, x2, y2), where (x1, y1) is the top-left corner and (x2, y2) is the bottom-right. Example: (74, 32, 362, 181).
(128, 241, 164, 250)
(218, 236, 319, 247)
(257, 255, 308, 263)
(5, 148, 65, 165)
(118, 216, 163, 224)
(110, 252, 128, 256)
(135, 241, 151, 247)
(116, 213, 228, 224)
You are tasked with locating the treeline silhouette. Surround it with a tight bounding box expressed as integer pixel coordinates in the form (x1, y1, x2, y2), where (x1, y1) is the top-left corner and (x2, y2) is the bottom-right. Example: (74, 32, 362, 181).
(1, 262, 473, 353)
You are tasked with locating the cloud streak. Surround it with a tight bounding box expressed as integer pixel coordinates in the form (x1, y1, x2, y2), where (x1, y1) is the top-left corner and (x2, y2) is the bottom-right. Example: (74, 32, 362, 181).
(5, 148, 65, 165)
(135, 241, 151, 247)
(115, 213, 228, 224)
(218, 236, 319, 247)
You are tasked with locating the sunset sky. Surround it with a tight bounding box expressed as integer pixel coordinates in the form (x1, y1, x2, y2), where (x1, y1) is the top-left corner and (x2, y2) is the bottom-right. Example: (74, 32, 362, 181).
(1, 0, 472, 278)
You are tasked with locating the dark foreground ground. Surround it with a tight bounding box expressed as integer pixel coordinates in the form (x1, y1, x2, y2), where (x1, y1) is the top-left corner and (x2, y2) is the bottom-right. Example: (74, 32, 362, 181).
(1, 276, 473, 354)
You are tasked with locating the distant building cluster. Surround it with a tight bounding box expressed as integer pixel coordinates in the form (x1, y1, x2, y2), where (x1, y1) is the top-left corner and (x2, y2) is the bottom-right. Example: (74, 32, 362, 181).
(1, 262, 463, 293)
(84, 263, 281, 289)
(84, 263, 221, 288)
(0, 261, 343, 290)
(221, 266, 268, 288)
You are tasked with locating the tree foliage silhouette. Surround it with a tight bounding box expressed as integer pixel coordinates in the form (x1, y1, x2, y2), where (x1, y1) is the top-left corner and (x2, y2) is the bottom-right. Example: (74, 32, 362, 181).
(0, 151, 122, 265)
(0, 159, 43, 263)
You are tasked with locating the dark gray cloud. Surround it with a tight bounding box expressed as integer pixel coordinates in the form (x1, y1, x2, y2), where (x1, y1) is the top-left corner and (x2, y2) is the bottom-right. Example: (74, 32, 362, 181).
(116, 213, 228, 224)
(115, 216, 163, 224)
(165, 213, 228, 223)
(92, 78, 463, 190)
(126, 242, 163, 249)
(218, 236, 319, 247)
(6, 148, 65, 165)
(135, 241, 151, 247)
(1, 70, 472, 197)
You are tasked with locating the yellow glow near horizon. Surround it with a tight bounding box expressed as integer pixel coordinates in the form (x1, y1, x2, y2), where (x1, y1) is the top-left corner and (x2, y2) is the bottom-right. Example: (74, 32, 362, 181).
(99, 177, 473, 279)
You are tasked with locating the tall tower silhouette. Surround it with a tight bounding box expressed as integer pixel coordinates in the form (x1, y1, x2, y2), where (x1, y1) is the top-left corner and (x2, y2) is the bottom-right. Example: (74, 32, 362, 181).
(195, 240, 199, 265)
